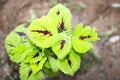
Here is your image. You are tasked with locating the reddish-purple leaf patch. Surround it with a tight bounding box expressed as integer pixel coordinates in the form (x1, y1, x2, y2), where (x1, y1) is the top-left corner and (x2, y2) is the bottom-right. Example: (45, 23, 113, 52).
(32, 30, 52, 36)
(60, 19, 65, 31)
(28, 70, 32, 78)
(33, 53, 39, 58)
(68, 59, 71, 67)
(79, 36, 91, 40)
(16, 32, 26, 36)
(60, 40, 66, 49)
(56, 10, 60, 15)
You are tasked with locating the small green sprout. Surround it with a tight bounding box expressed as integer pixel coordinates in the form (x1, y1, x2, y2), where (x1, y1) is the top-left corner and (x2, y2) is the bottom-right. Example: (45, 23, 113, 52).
(5, 4, 99, 80)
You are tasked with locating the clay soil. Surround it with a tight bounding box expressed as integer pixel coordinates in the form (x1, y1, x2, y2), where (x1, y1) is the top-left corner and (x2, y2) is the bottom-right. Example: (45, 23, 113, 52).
(0, 0, 120, 80)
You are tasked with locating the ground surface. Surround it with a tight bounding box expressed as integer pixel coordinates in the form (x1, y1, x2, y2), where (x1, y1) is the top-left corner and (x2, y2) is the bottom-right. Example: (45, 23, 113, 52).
(0, 0, 120, 80)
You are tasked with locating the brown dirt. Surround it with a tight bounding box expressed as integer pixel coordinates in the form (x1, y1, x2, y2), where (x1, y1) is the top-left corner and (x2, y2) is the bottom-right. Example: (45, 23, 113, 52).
(0, 0, 120, 80)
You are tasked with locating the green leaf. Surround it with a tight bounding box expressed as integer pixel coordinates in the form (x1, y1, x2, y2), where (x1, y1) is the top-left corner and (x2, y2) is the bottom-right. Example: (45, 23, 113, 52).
(44, 60, 51, 69)
(48, 3, 72, 33)
(72, 37, 93, 53)
(72, 23, 99, 53)
(10, 48, 37, 63)
(80, 26, 92, 37)
(73, 23, 84, 37)
(30, 54, 47, 74)
(19, 63, 44, 80)
(58, 50, 80, 76)
(5, 24, 34, 63)
(88, 27, 99, 41)
(27, 71, 44, 80)
(52, 35, 71, 59)
(43, 68, 58, 76)
(73, 23, 99, 41)
(24, 52, 45, 64)
(28, 16, 62, 48)
(19, 63, 31, 80)
(48, 56, 58, 72)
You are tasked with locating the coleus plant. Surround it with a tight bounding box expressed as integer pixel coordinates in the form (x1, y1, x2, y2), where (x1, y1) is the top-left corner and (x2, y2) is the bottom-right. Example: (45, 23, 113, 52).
(5, 4, 99, 80)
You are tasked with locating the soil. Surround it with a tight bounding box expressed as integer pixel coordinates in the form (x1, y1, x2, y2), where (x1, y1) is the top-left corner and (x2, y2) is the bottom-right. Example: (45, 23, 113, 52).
(0, 0, 120, 80)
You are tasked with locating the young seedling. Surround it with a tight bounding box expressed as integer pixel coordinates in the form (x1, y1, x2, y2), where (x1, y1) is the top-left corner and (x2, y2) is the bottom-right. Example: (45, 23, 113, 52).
(5, 4, 99, 80)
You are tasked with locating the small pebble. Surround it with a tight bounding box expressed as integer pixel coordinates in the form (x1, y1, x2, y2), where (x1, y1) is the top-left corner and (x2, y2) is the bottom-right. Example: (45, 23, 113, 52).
(108, 35, 120, 43)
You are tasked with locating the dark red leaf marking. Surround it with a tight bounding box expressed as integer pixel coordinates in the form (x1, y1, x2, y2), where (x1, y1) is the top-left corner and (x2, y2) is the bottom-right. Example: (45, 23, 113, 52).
(60, 40, 66, 49)
(7, 44, 15, 47)
(79, 36, 91, 40)
(37, 61, 40, 65)
(57, 10, 60, 15)
(28, 70, 32, 78)
(68, 59, 71, 67)
(60, 19, 65, 31)
(16, 32, 26, 36)
(31, 30, 52, 36)
(33, 53, 39, 58)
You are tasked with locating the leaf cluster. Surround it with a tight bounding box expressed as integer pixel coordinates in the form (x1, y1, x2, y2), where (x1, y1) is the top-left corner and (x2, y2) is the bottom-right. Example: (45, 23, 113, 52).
(5, 4, 99, 80)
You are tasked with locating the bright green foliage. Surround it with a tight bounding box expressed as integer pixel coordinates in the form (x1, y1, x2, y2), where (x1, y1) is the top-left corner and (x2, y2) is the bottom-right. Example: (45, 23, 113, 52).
(58, 50, 80, 76)
(27, 71, 44, 80)
(72, 37, 93, 53)
(73, 23, 84, 37)
(30, 55, 47, 74)
(44, 61, 51, 69)
(47, 4, 72, 33)
(5, 3, 99, 80)
(24, 52, 45, 64)
(5, 24, 36, 63)
(73, 23, 99, 41)
(52, 35, 71, 59)
(28, 16, 62, 48)
(72, 23, 99, 53)
(20, 63, 44, 80)
(48, 56, 58, 72)
(19, 63, 31, 80)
